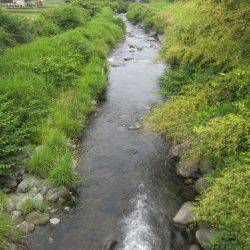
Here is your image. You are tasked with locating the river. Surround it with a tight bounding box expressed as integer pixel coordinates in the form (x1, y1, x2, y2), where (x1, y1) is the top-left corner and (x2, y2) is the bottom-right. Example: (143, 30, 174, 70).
(29, 15, 184, 250)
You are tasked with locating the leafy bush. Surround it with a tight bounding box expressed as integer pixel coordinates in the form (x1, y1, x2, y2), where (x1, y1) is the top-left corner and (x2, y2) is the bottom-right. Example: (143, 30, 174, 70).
(30, 16, 61, 37)
(191, 114, 249, 167)
(197, 155, 250, 249)
(42, 5, 87, 30)
(138, 1, 250, 248)
(0, 7, 124, 182)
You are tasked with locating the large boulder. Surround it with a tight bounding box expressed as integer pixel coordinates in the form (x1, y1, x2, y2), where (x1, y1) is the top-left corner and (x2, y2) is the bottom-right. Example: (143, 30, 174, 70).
(26, 211, 50, 226)
(46, 187, 69, 203)
(173, 202, 197, 226)
(176, 161, 199, 178)
(196, 227, 217, 249)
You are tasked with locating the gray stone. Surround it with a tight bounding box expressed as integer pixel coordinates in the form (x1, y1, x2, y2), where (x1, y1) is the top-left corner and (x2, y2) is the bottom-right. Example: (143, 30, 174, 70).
(195, 177, 210, 193)
(189, 244, 201, 250)
(176, 161, 199, 178)
(196, 227, 217, 249)
(16, 194, 28, 210)
(64, 206, 70, 212)
(39, 183, 52, 196)
(173, 202, 197, 226)
(26, 211, 50, 226)
(12, 210, 22, 220)
(17, 221, 35, 233)
(46, 187, 69, 203)
(50, 217, 60, 226)
(17, 175, 36, 193)
(33, 193, 44, 203)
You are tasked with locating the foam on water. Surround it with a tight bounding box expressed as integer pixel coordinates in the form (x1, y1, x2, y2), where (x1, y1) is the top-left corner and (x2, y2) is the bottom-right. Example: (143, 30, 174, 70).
(122, 184, 158, 250)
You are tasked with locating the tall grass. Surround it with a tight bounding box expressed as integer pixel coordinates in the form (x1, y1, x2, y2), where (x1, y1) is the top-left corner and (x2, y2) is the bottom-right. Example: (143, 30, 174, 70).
(0, 8, 125, 190)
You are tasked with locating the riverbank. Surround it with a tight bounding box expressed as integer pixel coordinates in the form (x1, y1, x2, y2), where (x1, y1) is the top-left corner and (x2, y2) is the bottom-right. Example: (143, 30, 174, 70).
(127, 1, 249, 249)
(0, 5, 125, 247)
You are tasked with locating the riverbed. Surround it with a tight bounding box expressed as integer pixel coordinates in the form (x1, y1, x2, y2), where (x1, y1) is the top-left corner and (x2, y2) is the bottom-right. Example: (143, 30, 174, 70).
(28, 15, 184, 250)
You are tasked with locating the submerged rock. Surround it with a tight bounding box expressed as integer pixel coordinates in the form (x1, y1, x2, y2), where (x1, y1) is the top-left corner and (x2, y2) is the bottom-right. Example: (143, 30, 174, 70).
(173, 202, 196, 226)
(17, 221, 35, 233)
(196, 227, 217, 249)
(26, 211, 50, 226)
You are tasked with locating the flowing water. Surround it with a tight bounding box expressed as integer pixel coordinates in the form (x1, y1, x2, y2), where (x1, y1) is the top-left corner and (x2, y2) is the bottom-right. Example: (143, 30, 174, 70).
(29, 16, 184, 250)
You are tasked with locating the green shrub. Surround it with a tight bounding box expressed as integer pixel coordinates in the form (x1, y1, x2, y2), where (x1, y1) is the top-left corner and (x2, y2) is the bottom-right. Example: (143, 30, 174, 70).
(30, 16, 61, 37)
(140, 1, 249, 249)
(110, 0, 129, 14)
(0, 9, 32, 44)
(191, 114, 249, 166)
(197, 155, 250, 249)
(0, 27, 16, 54)
(42, 5, 87, 30)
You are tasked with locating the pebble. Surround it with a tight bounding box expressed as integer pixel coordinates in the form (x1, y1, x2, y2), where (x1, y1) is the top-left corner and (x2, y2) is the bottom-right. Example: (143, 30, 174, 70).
(50, 218, 61, 226)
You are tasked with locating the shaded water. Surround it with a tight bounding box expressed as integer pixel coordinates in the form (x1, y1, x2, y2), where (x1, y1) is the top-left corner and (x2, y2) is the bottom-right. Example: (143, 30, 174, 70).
(29, 16, 183, 250)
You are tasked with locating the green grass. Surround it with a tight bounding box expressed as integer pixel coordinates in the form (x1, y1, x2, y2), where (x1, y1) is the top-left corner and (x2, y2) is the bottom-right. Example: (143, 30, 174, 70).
(0, 7, 125, 189)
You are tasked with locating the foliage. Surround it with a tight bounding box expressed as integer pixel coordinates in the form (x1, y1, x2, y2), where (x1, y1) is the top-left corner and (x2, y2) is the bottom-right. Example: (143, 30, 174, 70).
(136, 1, 250, 248)
(0, 7, 124, 189)
(197, 155, 250, 249)
(42, 5, 87, 30)
(30, 16, 61, 37)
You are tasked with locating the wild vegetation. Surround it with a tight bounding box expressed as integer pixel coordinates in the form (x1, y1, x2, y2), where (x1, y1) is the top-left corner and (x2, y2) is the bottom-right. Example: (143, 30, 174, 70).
(128, 1, 249, 249)
(0, 1, 126, 246)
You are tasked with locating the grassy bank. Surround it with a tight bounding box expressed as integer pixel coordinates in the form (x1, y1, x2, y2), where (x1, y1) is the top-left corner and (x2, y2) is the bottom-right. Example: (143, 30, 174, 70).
(128, 1, 249, 249)
(0, 6, 124, 187)
(0, 3, 125, 246)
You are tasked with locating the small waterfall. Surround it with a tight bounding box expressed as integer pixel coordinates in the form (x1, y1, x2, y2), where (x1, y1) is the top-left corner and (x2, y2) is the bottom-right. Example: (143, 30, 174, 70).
(121, 184, 161, 250)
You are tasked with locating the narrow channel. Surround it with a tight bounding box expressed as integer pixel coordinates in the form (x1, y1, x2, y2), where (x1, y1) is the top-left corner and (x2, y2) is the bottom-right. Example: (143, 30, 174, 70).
(29, 15, 184, 250)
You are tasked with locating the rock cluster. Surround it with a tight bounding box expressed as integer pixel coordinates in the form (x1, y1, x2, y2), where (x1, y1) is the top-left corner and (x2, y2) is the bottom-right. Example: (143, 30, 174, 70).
(4, 168, 70, 240)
